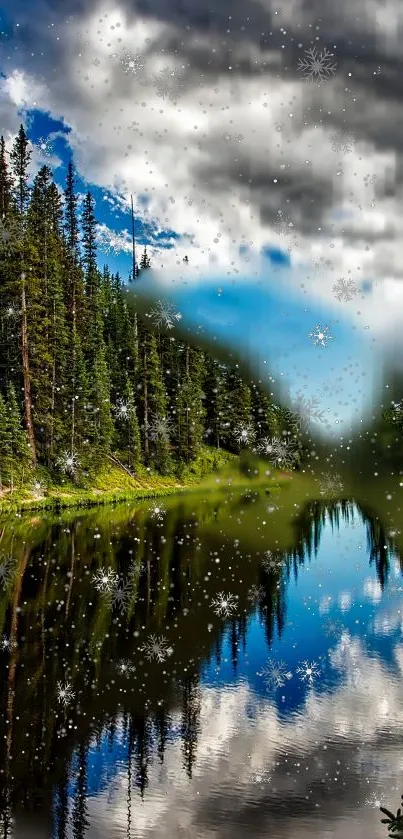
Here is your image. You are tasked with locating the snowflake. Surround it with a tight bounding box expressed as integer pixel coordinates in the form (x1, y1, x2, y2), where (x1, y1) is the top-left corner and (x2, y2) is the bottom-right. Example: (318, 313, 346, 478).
(119, 50, 147, 78)
(96, 227, 130, 256)
(247, 584, 266, 603)
(56, 451, 79, 475)
(114, 398, 131, 420)
(211, 592, 238, 617)
(140, 634, 173, 662)
(149, 299, 182, 330)
(333, 278, 357, 302)
(92, 567, 120, 593)
(258, 659, 293, 688)
(296, 659, 321, 684)
(291, 392, 326, 433)
(297, 47, 337, 85)
(0, 635, 17, 651)
(149, 504, 166, 521)
(233, 423, 255, 446)
(35, 136, 53, 158)
(57, 681, 75, 706)
(4, 302, 19, 319)
(0, 220, 12, 245)
(149, 414, 173, 442)
(223, 132, 244, 143)
(116, 659, 136, 677)
(330, 130, 356, 154)
(249, 768, 272, 785)
(261, 551, 285, 573)
(323, 618, 344, 638)
(317, 472, 344, 496)
(153, 64, 188, 102)
(309, 324, 333, 348)
(0, 556, 16, 589)
(274, 209, 295, 238)
(106, 576, 133, 614)
(257, 436, 298, 468)
(365, 791, 386, 808)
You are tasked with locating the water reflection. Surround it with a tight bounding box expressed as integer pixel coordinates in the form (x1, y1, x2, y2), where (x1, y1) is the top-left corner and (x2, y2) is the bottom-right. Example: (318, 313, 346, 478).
(0, 493, 402, 838)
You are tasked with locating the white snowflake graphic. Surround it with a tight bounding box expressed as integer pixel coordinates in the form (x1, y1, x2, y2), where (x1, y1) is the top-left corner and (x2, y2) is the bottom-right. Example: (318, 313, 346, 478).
(297, 47, 337, 85)
(309, 324, 333, 348)
(119, 50, 147, 78)
(317, 472, 344, 496)
(96, 226, 130, 256)
(35, 136, 53, 157)
(211, 592, 238, 617)
(365, 791, 387, 808)
(223, 132, 244, 143)
(140, 634, 173, 662)
(296, 659, 321, 684)
(106, 576, 133, 614)
(261, 551, 285, 573)
(149, 503, 166, 521)
(149, 299, 182, 330)
(153, 64, 188, 102)
(249, 768, 272, 785)
(323, 618, 344, 638)
(291, 392, 326, 432)
(274, 209, 295, 238)
(114, 398, 131, 421)
(0, 556, 16, 589)
(258, 659, 293, 688)
(330, 130, 356, 154)
(333, 278, 357, 302)
(257, 436, 298, 468)
(247, 584, 266, 603)
(149, 414, 173, 442)
(233, 423, 255, 447)
(116, 659, 136, 677)
(0, 635, 17, 651)
(57, 681, 75, 706)
(92, 567, 120, 593)
(56, 451, 79, 476)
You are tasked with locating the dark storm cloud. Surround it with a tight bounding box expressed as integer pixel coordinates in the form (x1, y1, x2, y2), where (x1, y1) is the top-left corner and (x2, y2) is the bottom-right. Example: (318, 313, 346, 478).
(194, 146, 340, 236)
(1, 0, 403, 285)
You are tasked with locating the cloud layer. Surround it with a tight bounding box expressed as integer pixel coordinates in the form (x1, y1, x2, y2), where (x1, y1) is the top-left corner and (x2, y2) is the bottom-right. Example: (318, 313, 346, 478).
(1, 0, 403, 341)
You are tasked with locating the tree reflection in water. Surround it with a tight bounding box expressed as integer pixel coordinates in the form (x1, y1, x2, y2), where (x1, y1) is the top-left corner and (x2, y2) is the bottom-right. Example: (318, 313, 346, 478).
(0, 492, 401, 838)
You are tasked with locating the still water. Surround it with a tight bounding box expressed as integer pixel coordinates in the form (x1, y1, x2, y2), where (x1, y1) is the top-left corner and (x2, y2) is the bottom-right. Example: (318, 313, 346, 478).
(0, 487, 402, 838)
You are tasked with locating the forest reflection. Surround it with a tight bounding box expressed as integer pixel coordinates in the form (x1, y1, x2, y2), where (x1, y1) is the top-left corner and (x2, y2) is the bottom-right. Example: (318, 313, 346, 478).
(0, 492, 401, 838)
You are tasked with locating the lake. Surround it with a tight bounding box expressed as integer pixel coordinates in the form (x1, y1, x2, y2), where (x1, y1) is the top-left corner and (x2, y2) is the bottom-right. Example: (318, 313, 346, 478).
(0, 484, 402, 838)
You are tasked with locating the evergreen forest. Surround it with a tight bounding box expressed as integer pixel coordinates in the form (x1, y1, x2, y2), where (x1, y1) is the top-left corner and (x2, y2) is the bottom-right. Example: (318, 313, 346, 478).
(0, 124, 301, 494)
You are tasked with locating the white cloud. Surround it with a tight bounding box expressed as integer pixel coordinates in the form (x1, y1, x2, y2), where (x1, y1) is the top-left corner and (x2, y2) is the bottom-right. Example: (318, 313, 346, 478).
(77, 633, 403, 838)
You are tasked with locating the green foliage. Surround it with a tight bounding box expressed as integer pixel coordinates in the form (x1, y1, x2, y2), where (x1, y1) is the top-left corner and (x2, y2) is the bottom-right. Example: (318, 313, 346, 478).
(0, 123, 300, 498)
(380, 795, 403, 837)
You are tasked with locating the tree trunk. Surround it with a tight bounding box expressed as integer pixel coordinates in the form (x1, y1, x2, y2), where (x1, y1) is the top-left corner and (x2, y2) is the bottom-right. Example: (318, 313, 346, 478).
(143, 342, 149, 458)
(21, 274, 36, 465)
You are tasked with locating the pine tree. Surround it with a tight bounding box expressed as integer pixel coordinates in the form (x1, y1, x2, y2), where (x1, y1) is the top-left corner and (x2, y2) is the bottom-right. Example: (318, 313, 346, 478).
(0, 392, 11, 490)
(0, 136, 12, 220)
(63, 161, 87, 457)
(81, 191, 98, 304)
(175, 346, 205, 462)
(114, 378, 142, 469)
(6, 383, 30, 488)
(139, 246, 151, 271)
(9, 124, 37, 464)
(138, 323, 171, 473)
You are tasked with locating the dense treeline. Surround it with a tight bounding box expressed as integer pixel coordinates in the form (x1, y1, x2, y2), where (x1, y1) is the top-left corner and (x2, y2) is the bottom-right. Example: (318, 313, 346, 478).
(0, 124, 299, 490)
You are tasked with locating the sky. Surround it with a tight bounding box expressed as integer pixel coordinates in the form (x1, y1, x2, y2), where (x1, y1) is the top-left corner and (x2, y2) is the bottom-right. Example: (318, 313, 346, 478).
(1, 0, 403, 433)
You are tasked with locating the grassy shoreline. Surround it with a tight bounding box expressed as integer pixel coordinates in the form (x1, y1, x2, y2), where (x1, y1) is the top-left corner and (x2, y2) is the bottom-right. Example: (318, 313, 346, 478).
(0, 448, 289, 516)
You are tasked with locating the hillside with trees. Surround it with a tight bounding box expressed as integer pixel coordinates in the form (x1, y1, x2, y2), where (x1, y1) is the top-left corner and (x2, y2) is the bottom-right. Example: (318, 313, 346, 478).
(0, 124, 301, 501)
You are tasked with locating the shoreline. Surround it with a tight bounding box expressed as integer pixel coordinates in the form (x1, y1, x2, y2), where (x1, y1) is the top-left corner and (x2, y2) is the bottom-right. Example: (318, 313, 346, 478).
(0, 458, 289, 517)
